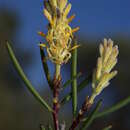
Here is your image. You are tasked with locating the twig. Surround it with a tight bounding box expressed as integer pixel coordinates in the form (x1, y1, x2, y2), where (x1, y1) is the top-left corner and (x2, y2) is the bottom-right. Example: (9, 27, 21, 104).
(52, 65, 61, 130)
(69, 97, 92, 130)
(80, 100, 102, 130)
(52, 76, 61, 130)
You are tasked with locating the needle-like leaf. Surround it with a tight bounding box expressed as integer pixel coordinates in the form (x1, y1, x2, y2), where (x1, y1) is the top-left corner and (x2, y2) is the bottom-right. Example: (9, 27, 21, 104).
(63, 72, 82, 89)
(6, 42, 53, 112)
(61, 74, 92, 106)
(102, 125, 112, 130)
(40, 46, 53, 90)
(40, 125, 46, 130)
(94, 96, 130, 118)
(48, 124, 53, 130)
(71, 39, 78, 117)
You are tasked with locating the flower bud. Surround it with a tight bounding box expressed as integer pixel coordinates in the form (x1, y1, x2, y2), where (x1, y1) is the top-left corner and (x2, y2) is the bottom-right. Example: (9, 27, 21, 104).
(90, 39, 119, 104)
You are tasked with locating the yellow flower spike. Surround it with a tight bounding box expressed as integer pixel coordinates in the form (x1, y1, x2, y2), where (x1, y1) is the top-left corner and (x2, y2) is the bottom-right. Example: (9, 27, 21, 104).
(104, 59, 117, 73)
(59, 0, 68, 12)
(64, 3, 72, 18)
(43, 9, 52, 24)
(90, 38, 119, 103)
(44, 0, 52, 15)
(72, 27, 80, 33)
(96, 57, 102, 80)
(39, 0, 79, 65)
(103, 44, 113, 64)
(99, 43, 104, 56)
(68, 14, 76, 23)
(49, 0, 57, 8)
(97, 71, 117, 93)
(69, 44, 80, 51)
(103, 38, 108, 49)
(111, 45, 119, 59)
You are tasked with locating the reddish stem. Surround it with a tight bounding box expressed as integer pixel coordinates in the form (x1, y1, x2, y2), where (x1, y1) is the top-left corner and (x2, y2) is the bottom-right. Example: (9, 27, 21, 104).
(53, 108, 59, 130)
(52, 76, 61, 130)
(69, 97, 92, 130)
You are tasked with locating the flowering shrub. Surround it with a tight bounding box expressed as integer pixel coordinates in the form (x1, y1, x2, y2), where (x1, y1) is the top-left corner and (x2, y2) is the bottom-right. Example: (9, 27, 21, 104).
(6, 0, 130, 130)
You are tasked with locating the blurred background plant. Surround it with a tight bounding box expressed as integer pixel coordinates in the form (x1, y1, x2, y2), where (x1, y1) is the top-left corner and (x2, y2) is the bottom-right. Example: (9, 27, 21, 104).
(0, 0, 130, 130)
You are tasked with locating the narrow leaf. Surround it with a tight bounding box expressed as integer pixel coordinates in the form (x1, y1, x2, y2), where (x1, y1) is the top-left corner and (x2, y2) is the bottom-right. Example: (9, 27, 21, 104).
(40, 124, 46, 130)
(48, 124, 53, 130)
(6, 42, 53, 112)
(102, 125, 112, 130)
(81, 100, 102, 130)
(63, 72, 82, 89)
(40, 46, 53, 90)
(95, 96, 130, 118)
(71, 39, 78, 117)
(60, 74, 92, 106)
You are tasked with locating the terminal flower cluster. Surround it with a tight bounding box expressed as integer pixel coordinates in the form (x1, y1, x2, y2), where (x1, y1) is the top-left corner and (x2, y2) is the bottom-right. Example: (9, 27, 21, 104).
(90, 39, 119, 104)
(39, 0, 79, 65)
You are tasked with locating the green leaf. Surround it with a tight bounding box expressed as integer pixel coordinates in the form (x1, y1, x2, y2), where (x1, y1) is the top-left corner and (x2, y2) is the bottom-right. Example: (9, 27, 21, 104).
(60, 74, 92, 106)
(6, 42, 53, 112)
(81, 96, 130, 129)
(40, 125, 46, 130)
(48, 124, 53, 130)
(40, 46, 53, 90)
(81, 100, 102, 130)
(102, 125, 112, 130)
(71, 39, 78, 117)
(95, 96, 130, 118)
(63, 72, 82, 89)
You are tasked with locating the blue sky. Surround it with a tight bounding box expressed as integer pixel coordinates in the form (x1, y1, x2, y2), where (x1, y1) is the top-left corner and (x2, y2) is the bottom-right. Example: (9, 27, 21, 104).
(0, 0, 130, 89)
(1, 0, 130, 40)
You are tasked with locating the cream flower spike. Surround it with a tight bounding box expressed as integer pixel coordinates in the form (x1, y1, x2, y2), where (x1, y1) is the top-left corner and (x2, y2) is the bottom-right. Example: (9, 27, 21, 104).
(39, 0, 80, 65)
(89, 39, 119, 104)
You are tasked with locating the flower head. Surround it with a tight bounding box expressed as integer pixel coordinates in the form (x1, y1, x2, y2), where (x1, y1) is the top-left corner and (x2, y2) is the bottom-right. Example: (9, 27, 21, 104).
(90, 39, 119, 103)
(39, 0, 79, 65)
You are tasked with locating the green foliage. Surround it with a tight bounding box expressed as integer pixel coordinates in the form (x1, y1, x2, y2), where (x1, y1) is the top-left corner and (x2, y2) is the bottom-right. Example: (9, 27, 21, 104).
(6, 41, 130, 130)
(6, 42, 53, 112)
(40, 47, 53, 90)
(71, 40, 78, 117)
(102, 125, 112, 130)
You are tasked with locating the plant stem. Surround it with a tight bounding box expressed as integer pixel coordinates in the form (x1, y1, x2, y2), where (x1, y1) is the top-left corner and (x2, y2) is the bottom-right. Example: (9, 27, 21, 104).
(55, 64, 61, 79)
(63, 72, 82, 89)
(52, 64, 61, 130)
(60, 74, 92, 106)
(80, 100, 102, 130)
(69, 97, 92, 130)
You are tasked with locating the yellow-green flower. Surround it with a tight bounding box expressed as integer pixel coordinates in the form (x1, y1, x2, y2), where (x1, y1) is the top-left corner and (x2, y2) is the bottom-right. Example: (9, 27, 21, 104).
(89, 39, 119, 104)
(39, 0, 79, 65)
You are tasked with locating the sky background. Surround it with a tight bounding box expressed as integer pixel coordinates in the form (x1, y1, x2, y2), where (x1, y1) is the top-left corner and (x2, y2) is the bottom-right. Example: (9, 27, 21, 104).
(1, 0, 130, 38)
(0, 0, 130, 89)
(0, 1, 130, 129)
